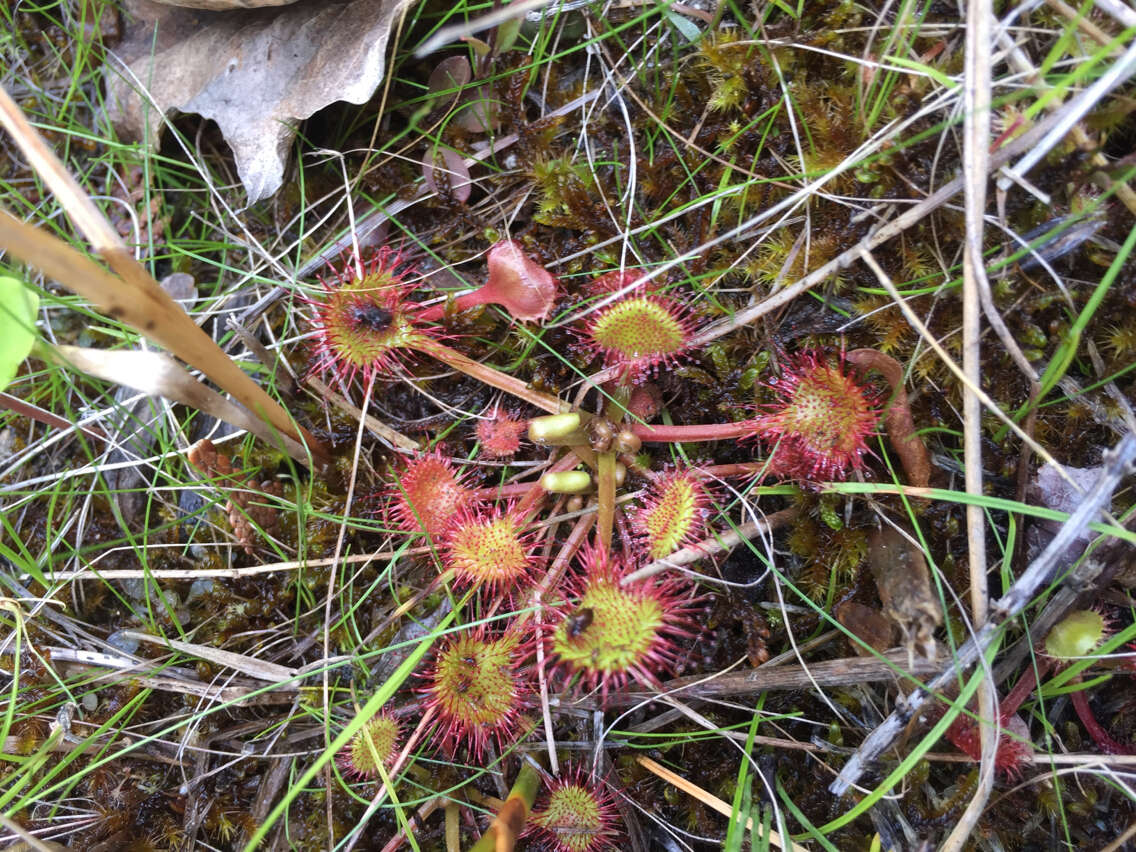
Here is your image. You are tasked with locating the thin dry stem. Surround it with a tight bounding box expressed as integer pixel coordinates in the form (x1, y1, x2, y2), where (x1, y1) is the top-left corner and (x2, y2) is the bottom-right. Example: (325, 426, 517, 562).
(681, 100, 1098, 354)
(306, 375, 419, 450)
(621, 507, 799, 585)
(324, 377, 374, 848)
(636, 756, 805, 851)
(0, 86, 327, 467)
(950, 4, 998, 847)
(856, 249, 1080, 493)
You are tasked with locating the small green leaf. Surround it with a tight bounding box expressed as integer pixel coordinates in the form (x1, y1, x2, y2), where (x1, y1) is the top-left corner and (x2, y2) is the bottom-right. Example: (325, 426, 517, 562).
(0, 276, 40, 392)
(666, 11, 702, 43)
(819, 494, 843, 530)
(495, 16, 522, 53)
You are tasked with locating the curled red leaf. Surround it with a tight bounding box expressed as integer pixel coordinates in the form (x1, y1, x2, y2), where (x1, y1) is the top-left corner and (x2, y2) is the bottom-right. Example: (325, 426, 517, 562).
(846, 348, 932, 489)
(480, 239, 559, 322)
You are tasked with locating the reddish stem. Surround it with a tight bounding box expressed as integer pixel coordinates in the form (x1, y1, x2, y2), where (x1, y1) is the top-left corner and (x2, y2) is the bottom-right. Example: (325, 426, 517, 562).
(470, 461, 764, 505)
(531, 513, 593, 606)
(697, 462, 767, 479)
(416, 240, 558, 325)
(998, 657, 1053, 720)
(846, 348, 932, 488)
(1070, 682, 1136, 755)
(0, 391, 107, 442)
(470, 482, 535, 500)
(415, 290, 485, 323)
(630, 420, 759, 443)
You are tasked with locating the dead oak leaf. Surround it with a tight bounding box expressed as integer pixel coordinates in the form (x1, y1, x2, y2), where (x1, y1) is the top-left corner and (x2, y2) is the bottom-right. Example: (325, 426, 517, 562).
(106, 0, 416, 203)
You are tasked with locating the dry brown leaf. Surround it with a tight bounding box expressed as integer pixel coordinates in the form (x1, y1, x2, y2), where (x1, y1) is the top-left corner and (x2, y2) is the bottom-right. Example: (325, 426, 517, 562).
(187, 438, 284, 554)
(834, 600, 894, 655)
(422, 146, 471, 202)
(106, 0, 416, 202)
(427, 55, 472, 98)
(40, 343, 310, 462)
(105, 272, 198, 523)
(868, 526, 942, 661)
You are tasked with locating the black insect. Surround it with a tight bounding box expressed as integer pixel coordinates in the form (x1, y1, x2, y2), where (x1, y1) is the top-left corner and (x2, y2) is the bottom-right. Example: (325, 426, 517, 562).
(565, 607, 594, 638)
(347, 302, 393, 332)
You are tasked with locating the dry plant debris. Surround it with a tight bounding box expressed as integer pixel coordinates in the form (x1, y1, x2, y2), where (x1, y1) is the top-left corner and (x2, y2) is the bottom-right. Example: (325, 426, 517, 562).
(106, 0, 417, 201)
(187, 437, 283, 555)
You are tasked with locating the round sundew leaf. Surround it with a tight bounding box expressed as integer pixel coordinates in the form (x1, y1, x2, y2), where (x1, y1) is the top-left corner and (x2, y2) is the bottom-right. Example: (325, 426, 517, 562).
(338, 712, 401, 779)
(537, 784, 608, 852)
(754, 350, 881, 482)
(590, 297, 686, 360)
(527, 764, 623, 852)
(546, 545, 699, 698)
(443, 507, 534, 591)
(424, 631, 527, 758)
(476, 409, 526, 457)
(583, 292, 694, 381)
(552, 576, 664, 676)
(0, 276, 40, 392)
(307, 247, 434, 387)
(1044, 609, 1107, 660)
(635, 470, 709, 560)
(388, 451, 472, 537)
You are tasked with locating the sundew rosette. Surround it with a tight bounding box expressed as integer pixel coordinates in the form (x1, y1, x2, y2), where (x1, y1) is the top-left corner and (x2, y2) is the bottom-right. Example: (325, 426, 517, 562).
(546, 544, 700, 701)
(578, 269, 697, 383)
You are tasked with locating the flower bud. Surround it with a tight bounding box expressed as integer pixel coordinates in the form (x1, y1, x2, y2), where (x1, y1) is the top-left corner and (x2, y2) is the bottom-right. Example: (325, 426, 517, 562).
(541, 470, 592, 493)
